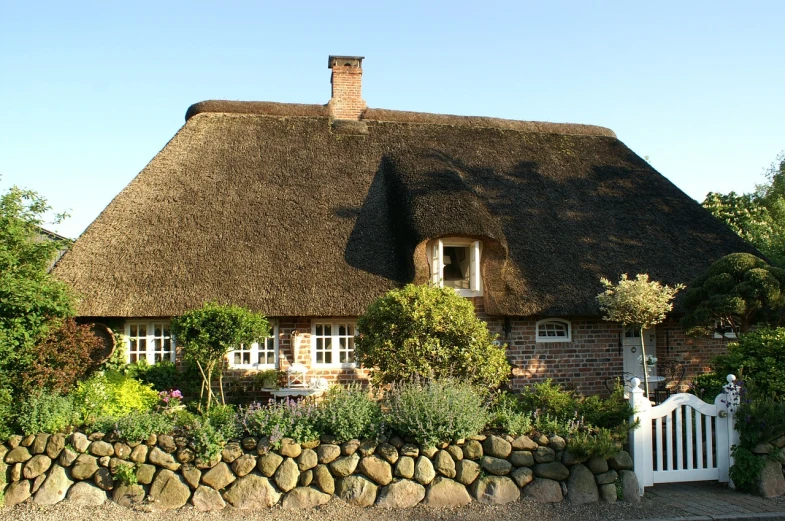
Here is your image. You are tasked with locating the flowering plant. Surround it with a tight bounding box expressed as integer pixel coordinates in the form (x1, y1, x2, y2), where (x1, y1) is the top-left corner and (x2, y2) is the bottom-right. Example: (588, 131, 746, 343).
(158, 389, 184, 413)
(637, 355, 657, 365)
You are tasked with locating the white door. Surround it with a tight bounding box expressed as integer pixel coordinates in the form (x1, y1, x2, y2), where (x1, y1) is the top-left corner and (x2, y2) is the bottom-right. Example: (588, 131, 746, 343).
(623, 327, 657, 379)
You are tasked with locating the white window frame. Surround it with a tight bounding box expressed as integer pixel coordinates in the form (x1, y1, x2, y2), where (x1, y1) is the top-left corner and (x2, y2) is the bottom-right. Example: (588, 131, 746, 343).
(125, 320, 175, 364)
(311, 320, 357, 368)
(429, 238, 483, 297)
(535, 318, 572, 343)
(713, 319, 737, 339)
(227, 322, 279, 369)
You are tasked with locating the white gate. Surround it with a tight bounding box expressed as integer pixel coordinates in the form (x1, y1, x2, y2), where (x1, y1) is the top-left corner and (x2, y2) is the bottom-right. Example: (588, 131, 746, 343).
(628, 375, 740, 496)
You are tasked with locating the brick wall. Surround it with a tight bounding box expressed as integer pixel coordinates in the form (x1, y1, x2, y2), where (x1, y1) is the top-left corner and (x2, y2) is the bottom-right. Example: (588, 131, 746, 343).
(329, 65, 365, 120)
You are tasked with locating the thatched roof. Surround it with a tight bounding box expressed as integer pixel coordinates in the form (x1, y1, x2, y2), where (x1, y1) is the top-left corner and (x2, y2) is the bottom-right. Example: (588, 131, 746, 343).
(54, 102, 758, 317)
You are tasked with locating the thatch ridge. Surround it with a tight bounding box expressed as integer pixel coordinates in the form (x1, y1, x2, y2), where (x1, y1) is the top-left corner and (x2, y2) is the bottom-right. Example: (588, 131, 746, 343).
(186, 100, 615, 137)
(55, 109, 757, 318)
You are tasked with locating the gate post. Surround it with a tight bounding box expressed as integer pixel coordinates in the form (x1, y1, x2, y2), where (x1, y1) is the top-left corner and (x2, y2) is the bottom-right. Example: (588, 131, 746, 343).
(629, 377, 652, 495)
(723, 374, 740, 488)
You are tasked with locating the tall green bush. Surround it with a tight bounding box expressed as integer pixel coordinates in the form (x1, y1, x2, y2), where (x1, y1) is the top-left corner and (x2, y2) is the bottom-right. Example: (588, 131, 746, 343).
(16, 391, 76, 435)
(315, 385, 382, 443)
(355, 284, 510, 388)
(713, 327, 785, 399)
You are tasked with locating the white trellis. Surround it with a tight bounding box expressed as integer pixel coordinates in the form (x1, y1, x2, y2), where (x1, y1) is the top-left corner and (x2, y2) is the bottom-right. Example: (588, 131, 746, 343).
(629, 375, 741, 495)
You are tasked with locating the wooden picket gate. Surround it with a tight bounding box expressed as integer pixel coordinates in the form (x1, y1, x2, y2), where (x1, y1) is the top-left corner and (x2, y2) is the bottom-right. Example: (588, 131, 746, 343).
(628, 375, 741, 496)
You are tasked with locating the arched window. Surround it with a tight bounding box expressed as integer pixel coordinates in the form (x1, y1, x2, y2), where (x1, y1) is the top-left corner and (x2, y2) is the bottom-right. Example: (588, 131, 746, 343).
(535, 319, 572, 342)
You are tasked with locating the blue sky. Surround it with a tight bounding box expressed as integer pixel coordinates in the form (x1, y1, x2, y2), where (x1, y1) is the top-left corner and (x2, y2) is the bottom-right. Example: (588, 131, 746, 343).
(1, 1, 783, 238)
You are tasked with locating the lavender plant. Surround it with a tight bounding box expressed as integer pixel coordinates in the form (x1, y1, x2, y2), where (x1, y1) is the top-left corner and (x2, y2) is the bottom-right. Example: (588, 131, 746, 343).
(239, 398, 319, 449)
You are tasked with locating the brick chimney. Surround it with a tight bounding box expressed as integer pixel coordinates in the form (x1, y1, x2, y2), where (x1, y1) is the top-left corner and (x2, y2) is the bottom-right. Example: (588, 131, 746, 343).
(328, 56, 365, 120)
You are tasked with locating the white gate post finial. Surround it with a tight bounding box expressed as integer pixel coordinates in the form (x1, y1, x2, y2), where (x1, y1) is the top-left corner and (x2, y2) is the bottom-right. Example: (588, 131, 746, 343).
(629, 377, 651, 496)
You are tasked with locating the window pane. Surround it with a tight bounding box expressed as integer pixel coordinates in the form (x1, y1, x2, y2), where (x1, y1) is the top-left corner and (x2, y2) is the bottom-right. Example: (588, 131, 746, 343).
(443, 246, 471, 289)
(138, 325, 147, 336)
(324, 352, 332, 364)
(139, 339, 147, 350)
(155, 325, 162, 336)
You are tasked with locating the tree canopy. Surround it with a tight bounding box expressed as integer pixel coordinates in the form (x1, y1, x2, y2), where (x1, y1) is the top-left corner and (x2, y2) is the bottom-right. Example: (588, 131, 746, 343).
(703, 152, 785, 267)
(681, 253, 785, 336)
(171, 302, 269, 409)
(0, 184, 75, 392)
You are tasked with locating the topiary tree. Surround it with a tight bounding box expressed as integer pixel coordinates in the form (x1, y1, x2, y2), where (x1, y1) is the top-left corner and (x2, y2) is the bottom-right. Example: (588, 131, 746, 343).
(712, 327, 785, 399)
(681, 253, 785, 336)
(354, 284, 510, 389)
(171, 302, 269, 410)
(597, 274, 684, 396)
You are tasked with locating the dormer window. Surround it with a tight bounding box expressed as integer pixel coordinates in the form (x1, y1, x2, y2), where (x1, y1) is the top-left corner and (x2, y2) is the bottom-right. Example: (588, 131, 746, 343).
(429, 238, 482, 296)
(536, 319, 572, 342)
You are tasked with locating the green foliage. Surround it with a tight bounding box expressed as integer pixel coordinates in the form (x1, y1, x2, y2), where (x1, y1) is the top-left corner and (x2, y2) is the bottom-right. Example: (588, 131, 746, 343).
(16, 390, 76, 435)
(113, 462, 138, 486)
(567, 428, 622, 459)
(689, 372, 727, 403)
(0, 185, 74, 395)
(517, 379, 579, 420)
(735, 398, 785, 448)
(0, 387, 13, 441)
(22, 318, 103, 394)
(96, 410, 174, 444)
(71, 371, 159, 426)
(314, 385, 382, 443)
(355, 284, 510, 388)
(239, 399, 319, 449)
(703, 152, 785, 268)
(255, 369, 283, 389)
(202, 404, 240, 441)
(171, 302, 269, 408)
(578, 385, 634, 430)
(124, 359, 201, 401)
(188, 420, 227, 462)
(488, 392, 532, 436)
(713, 328, 785, 399)
(729, 445, 766, 493)
(383, 378, 489, 448)
(681, 253, 785, 336)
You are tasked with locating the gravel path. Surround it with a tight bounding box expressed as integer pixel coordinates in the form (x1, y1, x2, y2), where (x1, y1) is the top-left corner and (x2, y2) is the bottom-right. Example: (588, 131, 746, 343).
(0, 496, 689, 521)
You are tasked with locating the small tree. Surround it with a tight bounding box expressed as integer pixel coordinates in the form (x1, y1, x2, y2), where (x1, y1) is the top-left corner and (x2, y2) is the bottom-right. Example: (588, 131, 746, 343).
(596, 274, 684, 396)
(355, 284, 510, 389)
(171, 302, 269, 410)
(681, 253, 785, 336)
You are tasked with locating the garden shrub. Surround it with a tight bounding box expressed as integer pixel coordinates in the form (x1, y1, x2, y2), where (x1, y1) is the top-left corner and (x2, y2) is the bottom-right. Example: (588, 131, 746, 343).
(729, 445, 766, 493)
(239, 398, 319, 449)
(187, 420, 227, 462)
(71, 371, 159, 426)
(113, 462, 138, 486)
(21, 318, 104, 394)
(567, 427, 622, 459)
(355, 284, 511, 389)
(95, 410, 174, 444)
(0, 386, 13, 441)
(384, 378, 488, 448)
(577, 384, 633, 430)
(315, 384, 382, 443)
(735, 398, 785, 448)
(488, 391, 532, 436)
(202, 403, 240, 441)
(713, 327, 785, 399)
(517, 379, 579, 421)
(16, 390, 76, 435)
(689, 372, 727, 403)
(125, 359, 201, 399)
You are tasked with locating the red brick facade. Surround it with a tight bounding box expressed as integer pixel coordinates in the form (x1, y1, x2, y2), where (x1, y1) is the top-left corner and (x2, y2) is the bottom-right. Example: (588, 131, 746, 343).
(328, 56, 365, 120)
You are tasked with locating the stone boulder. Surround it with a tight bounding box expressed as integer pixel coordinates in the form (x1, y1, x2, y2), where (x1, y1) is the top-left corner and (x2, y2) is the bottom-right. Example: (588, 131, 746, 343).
(359, 455, 393, 485)
(274, 457, 300, 492)
(192, 485, 226, 511)
(93, 467, 114, 491)
(481, 456, 512, 476)
(757, 460, 785, 498)
(223, 474, 281, 508)
(23, 454, 52, 479)
(89, 441, 114, 457)
(599, 483, 618, 503)
(414, 455, 436, 485)
(4, 480, 31, 507)
(313, 464, 335, 495)
(455, 459, 481, 486)
(533, 446, 556, 463)
(202, 461, 236, 490)
(46, 433, 66, 459)
(423, 476, 472, 507)
(297, 448, 318, 471)
(377, 443, 399, 464)
(258, 452, 284, 477)
(608, 451, 633, 471)
(148, 446, 181, 471)
(182, 465, 201, 489)
(510, 466, 534, 488)
(280, 438, 302, 458)
(112, 483, 146, 508)
(317, 443, 341, 464)
(395, 456, 415, 479)
(483, 436, 512, 458)
(595, 469, 618, 485)
(400, 443, 419, 458)
(282, 487, 332, 509)
(221, 442, 243, 463)
(433, 450, 456, 478)
(376, 479, 426, 508)
(619, 470, 641, 503)
(71, 432, 90, 453)
(33, 464, 73, 505)
(534, 462, 570, 480)
(510, 450, 534, 467)
(586, 453, 609, 474)
(136, 463, 156, 485)
(5, 446, 32, 464)
(232, 454, 257, 477)
(336, 475, 378, 507)
(471, 475, 520, 504)
(67, 482, 107, 506)
(148, 468, 191, 510)
(524, 478, 563, 503)
(462, 440, 483, 460)
(566, 464, 598, 504)
(329, 452, 360, 478)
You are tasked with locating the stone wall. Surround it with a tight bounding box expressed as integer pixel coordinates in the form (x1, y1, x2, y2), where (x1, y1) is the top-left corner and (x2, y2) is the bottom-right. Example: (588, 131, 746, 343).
(1, 430, 640, 510)
(748, 435, 785, 498)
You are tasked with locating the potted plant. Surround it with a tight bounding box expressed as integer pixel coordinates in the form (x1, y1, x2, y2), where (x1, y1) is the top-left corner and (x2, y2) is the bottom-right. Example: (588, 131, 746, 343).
(638, 354, 658, 375)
